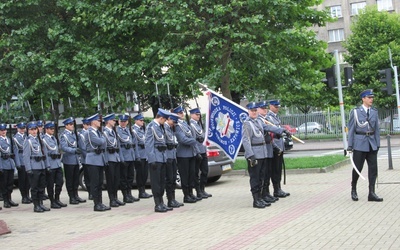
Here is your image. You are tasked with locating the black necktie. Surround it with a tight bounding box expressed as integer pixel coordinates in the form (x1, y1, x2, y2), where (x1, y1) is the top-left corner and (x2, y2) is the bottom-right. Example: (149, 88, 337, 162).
(367, 109, 370, 120)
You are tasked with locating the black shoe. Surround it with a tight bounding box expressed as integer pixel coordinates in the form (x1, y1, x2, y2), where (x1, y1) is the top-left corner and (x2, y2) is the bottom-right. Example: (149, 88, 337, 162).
(253, 200, 266, 208)
(94, 204, 107, 212)
(51, 202, 61, 209)
(202, 190, 212, 198)
(183, 196, 197, 203)
(191, 194, 202, 201)
(162, 203, 173, 211)
(69, 198, 79, 205)
(34, 205, 44, 213)
(274, 189, 288, 198)
(22, 197, 31, 204)
(198, 192, 208, 199)
(3, 201, 11, 208)
(154, 204, 167, 213)
(262, 194, 276, 203)
(55, 200, 68, 207)
(100, 203, 111, 210)
(123, 197, 134, 203)
(351, 190, 358, 201)
(110, 200, 119, 207)
(75, 196, 86, 203)
(129, 195, 140, 202)
(368, 192, 383, 202)
(115, 199, 125, 206)
(168, 200, 183, 208)
(42, 194, 49, 200)
(27, 197, 33, 203)
(88, 194, 93, 200)
(139, 192, 153, 199)
(259, 198, 271, 207)
(40, 204, 51, 212)
(9, 199, 19, 207)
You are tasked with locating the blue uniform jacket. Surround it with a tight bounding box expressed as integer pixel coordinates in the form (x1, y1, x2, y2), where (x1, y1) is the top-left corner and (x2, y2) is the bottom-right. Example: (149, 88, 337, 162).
(60, 130, 80, 165)
(348, 106, 380, 152)
(42, 134, 62, 169)
(175, 120, 198, 158)
(0, 136, 16, 170)
(13, 132, 25, 167)
(116, 125, 135, 162)
(164, 123, 177, 160)
(23, 135, 46, 171)
(78, 129, 88, 164)
(190, 119, 206, 154)
(133, 124, 147, 160)
(145, 120, 167, 164)
(103, 126, 123, 163)
(266, 111, 285, 151)
(84, 127, 107, 167)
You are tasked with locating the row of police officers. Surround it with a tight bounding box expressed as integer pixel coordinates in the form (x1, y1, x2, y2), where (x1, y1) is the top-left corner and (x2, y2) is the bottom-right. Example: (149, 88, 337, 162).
(0, 105, 211, 212)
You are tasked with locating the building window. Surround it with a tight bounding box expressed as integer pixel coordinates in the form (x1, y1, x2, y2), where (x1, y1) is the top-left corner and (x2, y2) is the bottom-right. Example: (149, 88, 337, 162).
(351, 2, 367, 15)
(328, 29, 345, 42)
(377, 0, 393, 11)
(330, 5, 342, 18)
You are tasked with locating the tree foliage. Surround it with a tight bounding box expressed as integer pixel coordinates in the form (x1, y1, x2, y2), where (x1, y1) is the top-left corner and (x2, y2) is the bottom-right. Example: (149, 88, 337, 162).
(0, 0, 332, 120)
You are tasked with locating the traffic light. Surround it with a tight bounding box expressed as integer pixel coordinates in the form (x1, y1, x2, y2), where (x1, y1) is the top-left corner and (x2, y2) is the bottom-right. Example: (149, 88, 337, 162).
(321, 66, 335, 88)
(379, 68, 393, 95)
(344, 67, 354, 86)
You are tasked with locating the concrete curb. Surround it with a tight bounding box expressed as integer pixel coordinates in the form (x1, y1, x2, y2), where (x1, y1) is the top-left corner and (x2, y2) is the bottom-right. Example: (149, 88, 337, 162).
(225, 158, 350, 177)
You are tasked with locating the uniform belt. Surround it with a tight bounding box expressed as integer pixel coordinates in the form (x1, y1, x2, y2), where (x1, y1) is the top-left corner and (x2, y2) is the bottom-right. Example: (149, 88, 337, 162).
(138, 144, 145, 149)
(30, 156, 46, 161)
(156, 145, 167, 152)
(356, 131, 375, 136)
(48, 153, 61, 159)
(107, 148, 120, 153)
(18, 149, 23, 154)
(251, 142, 265, 146)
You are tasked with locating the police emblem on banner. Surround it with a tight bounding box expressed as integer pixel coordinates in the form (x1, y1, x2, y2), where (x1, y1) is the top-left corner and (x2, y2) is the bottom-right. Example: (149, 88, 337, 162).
(205, 90, 248, 161)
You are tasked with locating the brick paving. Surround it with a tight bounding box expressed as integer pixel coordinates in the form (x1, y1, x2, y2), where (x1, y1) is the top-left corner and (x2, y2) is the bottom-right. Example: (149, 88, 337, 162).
(1, 139, 400, 249)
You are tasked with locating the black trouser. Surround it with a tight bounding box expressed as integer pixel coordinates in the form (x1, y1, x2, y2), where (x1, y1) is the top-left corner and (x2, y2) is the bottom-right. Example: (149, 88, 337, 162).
(1, 169, 14, 198)
(46, 167, 64, 199)
(134, 159, 148, 188)
(18, 165, 30, 198)
(87, 165, 104, 202)
(120, 161, 134, 191)
(248, 158, 266, 195)
(105, 161, 120, 200)
(271, 153, 283, 189)
(352, 148, 378, 188)
(29, 169, 46, 201)
(149, 162, 166, 199)
(262, 158, 273, 191)
(83, 164, 91, 194)
(195, 153, 209, 188)
(165, 158, 177, 197)
(177, 157, 196, 191)
(63, 164, 80, 197)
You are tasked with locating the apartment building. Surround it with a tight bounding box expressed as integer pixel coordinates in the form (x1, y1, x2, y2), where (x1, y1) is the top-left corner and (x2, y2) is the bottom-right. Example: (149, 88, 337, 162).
(312, 0, 400, 64)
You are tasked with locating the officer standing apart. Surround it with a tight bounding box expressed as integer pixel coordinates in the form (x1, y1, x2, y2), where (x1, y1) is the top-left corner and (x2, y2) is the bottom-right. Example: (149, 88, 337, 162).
(190, 108, 212, 199)
(164, 113, 184, 208)
(85, 113, 110, 211)
(257, 101, 280, 204)
(347, 89, 382, 202)
(42, 121, 67, 209)
(23, 121, 50, 212)
(133, 114, 152, 199)
(14, 122, 31, 204)
(0, 123, 19, 208)
(78, 118, 91, 200)
(103, 113, 125, 207)
(145, 108, 169, 212)
(173, 106, 201, 203)
(60, 117, 86, 205)
(266, 100, 291, 198)
(242, 102, 285, 208)
(117, 114, 136, 203)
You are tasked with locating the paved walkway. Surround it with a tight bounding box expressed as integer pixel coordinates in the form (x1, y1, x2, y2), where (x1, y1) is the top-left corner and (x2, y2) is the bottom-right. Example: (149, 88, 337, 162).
(1, 152, 400, 249)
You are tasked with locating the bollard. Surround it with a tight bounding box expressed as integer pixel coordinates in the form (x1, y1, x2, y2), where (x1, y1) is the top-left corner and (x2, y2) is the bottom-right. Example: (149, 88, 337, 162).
(387, 134, 393, 170)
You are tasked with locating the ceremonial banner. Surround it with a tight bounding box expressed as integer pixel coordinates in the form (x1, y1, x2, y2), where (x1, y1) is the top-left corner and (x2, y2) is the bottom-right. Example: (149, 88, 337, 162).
(204, 89, 248, 161)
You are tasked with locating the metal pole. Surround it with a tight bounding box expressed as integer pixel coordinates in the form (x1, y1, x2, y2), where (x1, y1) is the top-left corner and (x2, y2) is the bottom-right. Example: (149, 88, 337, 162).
(387, 134, 393, 170)
(334, 50, 348, 155)
(389, 48, 400, 121)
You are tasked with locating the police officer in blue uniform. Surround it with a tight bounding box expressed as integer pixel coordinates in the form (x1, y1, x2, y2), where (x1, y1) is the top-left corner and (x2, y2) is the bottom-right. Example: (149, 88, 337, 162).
(0, 123, 19, 208)
(165, 113, 184, 208)
(60, 117, 85, 204)
(173, 106, 200, 203)
(23, 121, 50, 212)
(190, 108, 212, 199)
(257, 101, 280, 204)
(85, 113, 110, 211)
(266, 100, 291, 198)
(133, 114, 152, 199)
(37, 120, 45, 138)
(116, 114, 136, 203)
(347, 89, 382, 202)
(242, 102, 286, 208)
(78, 118, 91, 200)
(103, 113, 124, 207)
(14, 122, 31, 204)
(42, 121, 67, 209)
(145, 108, 170, 212)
